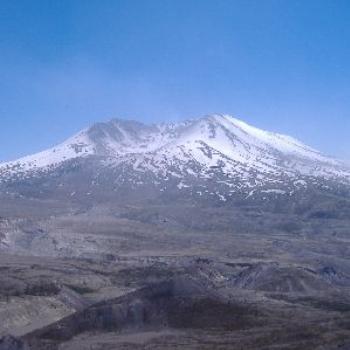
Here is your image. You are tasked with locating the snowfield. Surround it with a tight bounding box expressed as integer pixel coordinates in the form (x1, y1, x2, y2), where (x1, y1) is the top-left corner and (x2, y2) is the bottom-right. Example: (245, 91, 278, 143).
(0, 114, 349, 195)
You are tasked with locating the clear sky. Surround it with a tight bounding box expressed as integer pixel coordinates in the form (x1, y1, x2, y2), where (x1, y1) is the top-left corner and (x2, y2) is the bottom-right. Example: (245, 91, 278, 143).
(0, 0, 349, 162)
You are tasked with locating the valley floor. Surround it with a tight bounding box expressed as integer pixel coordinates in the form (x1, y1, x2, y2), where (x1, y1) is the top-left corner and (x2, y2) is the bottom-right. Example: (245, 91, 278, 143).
(1, 199, 350, 349)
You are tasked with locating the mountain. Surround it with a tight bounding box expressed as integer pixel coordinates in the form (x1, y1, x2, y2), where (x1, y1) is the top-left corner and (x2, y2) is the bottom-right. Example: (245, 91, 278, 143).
(2, 116, 350, 350)
(0, 114, 349, 203)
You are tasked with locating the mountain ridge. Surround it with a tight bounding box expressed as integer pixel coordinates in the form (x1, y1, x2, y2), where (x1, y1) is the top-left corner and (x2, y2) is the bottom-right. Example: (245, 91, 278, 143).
(0, 114, 349, 202)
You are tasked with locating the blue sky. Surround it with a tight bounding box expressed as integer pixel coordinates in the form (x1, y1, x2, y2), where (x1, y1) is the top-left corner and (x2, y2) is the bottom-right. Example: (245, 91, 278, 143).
(0, 0, 349, 162)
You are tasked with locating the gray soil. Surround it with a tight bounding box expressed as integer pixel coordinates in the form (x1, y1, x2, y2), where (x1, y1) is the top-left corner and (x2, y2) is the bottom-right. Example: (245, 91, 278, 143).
(0, 192, 350, 349)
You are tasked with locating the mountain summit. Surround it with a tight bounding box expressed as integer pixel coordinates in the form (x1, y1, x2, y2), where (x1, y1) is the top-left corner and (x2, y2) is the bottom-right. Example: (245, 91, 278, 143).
(1, 114, 349, 202)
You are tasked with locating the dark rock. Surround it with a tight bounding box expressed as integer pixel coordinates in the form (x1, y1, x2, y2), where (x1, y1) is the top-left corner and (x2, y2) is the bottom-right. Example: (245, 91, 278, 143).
(0, 335, 29, 350)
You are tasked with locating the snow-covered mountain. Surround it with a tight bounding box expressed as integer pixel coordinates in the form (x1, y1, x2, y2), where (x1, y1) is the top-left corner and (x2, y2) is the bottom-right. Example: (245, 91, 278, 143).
(1, 114, 349, 201)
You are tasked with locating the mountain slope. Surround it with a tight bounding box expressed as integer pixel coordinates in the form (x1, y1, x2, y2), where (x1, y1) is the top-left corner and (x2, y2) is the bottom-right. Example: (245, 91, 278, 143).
(0, 114, 349, 202)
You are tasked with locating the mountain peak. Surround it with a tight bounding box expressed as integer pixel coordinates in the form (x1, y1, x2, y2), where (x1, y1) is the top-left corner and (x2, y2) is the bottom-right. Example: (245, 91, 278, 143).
(1, 115, 349, 198)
